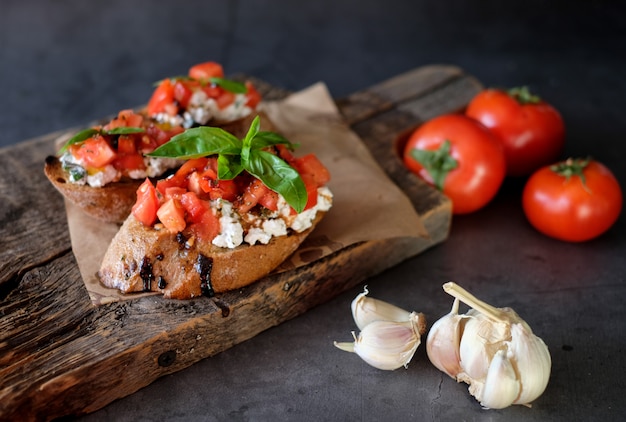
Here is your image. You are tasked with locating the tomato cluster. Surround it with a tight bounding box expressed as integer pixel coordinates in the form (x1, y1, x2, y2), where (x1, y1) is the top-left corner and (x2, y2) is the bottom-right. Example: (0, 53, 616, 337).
(402, 86, 622, 242)
(147, 62, 261, 117)
(132, 147, 331, 242)
(69, 109, 183, 174)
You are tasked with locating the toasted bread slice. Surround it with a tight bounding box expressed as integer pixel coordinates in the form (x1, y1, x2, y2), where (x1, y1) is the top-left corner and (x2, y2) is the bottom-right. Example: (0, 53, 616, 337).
(98, 211, 325, 299)
(44, 155, 143, 223)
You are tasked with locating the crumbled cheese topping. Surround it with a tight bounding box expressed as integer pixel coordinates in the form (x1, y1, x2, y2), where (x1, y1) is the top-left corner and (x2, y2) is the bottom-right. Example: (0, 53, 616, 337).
(212, 200, 245, 249)
(212, 186, 333, 249)
(60, 152, 182, 187)
(153, 92, 252, 128)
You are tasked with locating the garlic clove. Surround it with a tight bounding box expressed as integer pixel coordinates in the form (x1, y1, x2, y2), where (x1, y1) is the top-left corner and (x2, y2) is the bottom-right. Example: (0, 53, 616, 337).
(426, 298, 466, 378)
(351, 286, 413, 330)
(334, 312, 427, 371)
(509, 323, 552, 406)
(458, 311, 510, 382)
(480, 349, 521, 409)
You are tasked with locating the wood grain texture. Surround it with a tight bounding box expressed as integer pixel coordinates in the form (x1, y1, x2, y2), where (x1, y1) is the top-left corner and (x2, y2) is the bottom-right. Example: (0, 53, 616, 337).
(0, 65, 482, 421)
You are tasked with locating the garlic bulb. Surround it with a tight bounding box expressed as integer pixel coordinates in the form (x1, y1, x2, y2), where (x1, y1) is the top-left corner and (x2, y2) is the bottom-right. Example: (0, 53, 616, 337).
(334, 312, 427, 370)
(426, 282, 551, 409)
(351, 286, 413, 330)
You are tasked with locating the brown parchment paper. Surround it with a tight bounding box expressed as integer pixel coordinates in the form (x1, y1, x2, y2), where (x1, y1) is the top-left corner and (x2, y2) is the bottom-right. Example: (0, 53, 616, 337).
(64, 82, 427, 305)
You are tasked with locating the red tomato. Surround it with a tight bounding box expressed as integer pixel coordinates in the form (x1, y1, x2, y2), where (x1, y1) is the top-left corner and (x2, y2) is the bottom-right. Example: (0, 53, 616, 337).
(180, 191, 208, 222)
(173, 80, 195, 108)
(238, 178, 270, 213)
(156, 174, 186, 197)
(245, 81, 261, 108)
(216, 91, 235, 109)
(466, 87, 565, 177)
(188, 209, 220, 242)
(522, 158, 622, 242)
(188, 61, 224, 81)
(157, 198, 187, 233)
(300, 173, 319, 210)
(116, 135, 137, 154)
(104, 109, 144, 131)
(147, 79, 176, 115)
(113, 153, 145, 171)
(71, 136, 116, 169)
(132, 179, 161, 226)
(403, 114, 506, 214)
(293, 154, 331, 186)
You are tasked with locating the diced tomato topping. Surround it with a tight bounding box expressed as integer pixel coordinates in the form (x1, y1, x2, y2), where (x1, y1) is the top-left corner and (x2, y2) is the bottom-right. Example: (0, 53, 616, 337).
(238, 178, 270, 213)
(276, 144, 296, 163)
(103, 110, 144, 131)
(145, 124, 184, 149)
(71, 135, 116, 169)
(132, 179, 160, 226)
(116, 135, 137, 154)
(157, 198, 187, 233)
(164, 186, 186, 200)
(210, 179, 239, 202)
(258, 189, 279, 211)
(173, 80, 196, 109)
(175, 157, 208, 179)
(180, 191, 208, 222)
(156, 174, 186, 197)
(188, 212, 220, 242)
(301, 173, 319, 210)
(293, 154, 331, 186)
(216, 91, 236, 110)
(118, 109, 144, 128)
(245, 82, 261, 108)
(113, 153, 145, 171)
(189, 61, 224, 81)
(147, 79, 175, 115)
(187, 172, 205, 196)
(202, 84, 223, 98)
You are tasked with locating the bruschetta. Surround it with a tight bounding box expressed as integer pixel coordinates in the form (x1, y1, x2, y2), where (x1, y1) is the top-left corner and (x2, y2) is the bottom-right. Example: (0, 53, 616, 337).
(98, 116, 333, 299)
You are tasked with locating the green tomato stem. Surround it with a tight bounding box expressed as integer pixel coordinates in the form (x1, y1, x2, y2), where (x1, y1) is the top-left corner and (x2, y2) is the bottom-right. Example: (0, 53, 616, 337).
(410, 140, 458, 191)
(507, 86, 541, 105)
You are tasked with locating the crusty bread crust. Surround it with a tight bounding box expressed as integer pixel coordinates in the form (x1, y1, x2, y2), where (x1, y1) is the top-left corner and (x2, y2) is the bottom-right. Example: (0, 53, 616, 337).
(98, 211, 325, 299)
(44, 155, 143, 223)
(43, 113, 263, 223)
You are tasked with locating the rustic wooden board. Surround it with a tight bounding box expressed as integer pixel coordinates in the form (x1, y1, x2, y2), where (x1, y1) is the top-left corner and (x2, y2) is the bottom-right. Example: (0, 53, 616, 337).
(0, 65, 482, 421)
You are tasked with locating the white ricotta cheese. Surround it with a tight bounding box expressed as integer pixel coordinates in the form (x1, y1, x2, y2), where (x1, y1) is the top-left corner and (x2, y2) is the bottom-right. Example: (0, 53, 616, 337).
(154, 91, 253, 128)
(212, 200, 244, 249)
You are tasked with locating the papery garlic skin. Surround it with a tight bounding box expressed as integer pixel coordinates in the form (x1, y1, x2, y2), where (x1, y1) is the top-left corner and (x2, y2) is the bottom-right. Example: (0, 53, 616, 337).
(351, 286, 412, 330)
(427, 282, 552, 409)
(335, 312, 427, 371)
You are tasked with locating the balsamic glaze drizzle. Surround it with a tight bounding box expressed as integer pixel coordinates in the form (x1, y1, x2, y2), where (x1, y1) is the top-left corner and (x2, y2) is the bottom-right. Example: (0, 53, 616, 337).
(195, 254, 214, 297)
(139, 257, 154, 292)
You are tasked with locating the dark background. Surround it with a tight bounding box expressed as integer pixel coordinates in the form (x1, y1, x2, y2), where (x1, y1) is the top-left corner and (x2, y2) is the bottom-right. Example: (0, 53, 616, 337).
(2, 1, 625, 421)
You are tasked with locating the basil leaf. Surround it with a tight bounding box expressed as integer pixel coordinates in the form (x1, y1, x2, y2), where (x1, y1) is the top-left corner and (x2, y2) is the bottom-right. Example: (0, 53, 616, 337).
(241, 115, 261, 165)
(148, 127, 242, 159)
(209, 77, 248, 94)
(104, 126, 145, 135)
(246, 149, 307, 213)
(217, 154, 244, 180)
(251, 131, 297, 150)
(57, 128, 99, 155)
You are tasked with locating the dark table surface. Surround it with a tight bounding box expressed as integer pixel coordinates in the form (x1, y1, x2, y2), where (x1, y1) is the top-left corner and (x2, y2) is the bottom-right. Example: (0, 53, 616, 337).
(2, 1, 625, 421)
